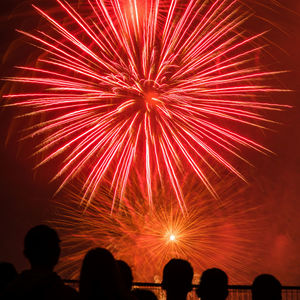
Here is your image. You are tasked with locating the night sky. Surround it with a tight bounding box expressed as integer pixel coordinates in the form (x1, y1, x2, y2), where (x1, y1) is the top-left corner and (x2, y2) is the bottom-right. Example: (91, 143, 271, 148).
(0, 0, 299, 284)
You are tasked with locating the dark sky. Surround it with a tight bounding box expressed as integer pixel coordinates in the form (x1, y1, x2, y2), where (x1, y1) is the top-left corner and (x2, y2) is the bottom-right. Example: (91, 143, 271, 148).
(0, 0, 299, 284)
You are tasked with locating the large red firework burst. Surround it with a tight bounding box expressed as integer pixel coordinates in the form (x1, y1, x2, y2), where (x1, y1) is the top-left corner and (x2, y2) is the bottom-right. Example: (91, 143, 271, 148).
(53, 174, 265, 283)
(4, 0, 288, 208)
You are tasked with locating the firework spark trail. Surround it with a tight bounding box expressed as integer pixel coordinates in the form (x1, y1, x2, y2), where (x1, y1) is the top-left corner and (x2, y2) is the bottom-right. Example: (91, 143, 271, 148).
(53, 174, 266, 283)
(4, 0, 289, 208)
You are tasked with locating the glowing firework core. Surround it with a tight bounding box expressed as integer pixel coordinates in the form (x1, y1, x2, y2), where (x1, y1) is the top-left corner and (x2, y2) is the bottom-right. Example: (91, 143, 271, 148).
(169, 234, 176, 241)
(144, 90, 160, 110)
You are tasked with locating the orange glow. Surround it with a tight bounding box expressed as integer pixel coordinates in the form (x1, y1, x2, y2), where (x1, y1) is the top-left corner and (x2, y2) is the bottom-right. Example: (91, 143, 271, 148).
(53, 174, 265, 283)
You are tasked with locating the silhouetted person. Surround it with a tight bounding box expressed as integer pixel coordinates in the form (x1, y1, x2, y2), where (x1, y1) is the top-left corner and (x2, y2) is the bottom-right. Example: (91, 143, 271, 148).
(132, 288, 158, 300)
(161, 259, 194, 300)
(80, 247, 130, 300)
(252, 274, 282, 300)
(116, 260, 134, 293)
(3, 224, 78, 300)
(0, 262, 17, 293)
(196, 268, 228, 300)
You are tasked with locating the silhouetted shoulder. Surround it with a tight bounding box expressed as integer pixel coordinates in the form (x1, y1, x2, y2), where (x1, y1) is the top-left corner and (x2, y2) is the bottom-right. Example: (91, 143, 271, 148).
(2, 269, 79, 300)
(132, 288, 158, 300)
(0, 262, 18, 298)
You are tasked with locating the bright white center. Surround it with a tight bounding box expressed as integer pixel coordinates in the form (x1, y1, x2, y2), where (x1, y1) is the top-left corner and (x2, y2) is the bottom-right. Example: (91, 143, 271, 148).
(170, 234, 176, 241)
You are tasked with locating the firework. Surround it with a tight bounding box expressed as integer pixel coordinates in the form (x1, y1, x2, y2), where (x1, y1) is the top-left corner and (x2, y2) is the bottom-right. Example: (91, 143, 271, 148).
(4, 0, 288, 207)
(53, 174, 265, 283)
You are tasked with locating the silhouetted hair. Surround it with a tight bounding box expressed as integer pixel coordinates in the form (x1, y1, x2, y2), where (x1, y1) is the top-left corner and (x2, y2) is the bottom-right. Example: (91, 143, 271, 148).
(80, 248, 124, 300)
(23, 225, 60, 268)
(162, 259, 193, 293)
(252, 274, 282, 300)
(116, 260, 133, 291)
(196, 268, 228, 300)
(132, 288, 158, 300)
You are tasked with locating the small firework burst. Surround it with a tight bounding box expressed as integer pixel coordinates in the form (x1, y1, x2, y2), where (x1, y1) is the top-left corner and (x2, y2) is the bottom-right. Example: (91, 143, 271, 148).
(53, 174, 265, 283)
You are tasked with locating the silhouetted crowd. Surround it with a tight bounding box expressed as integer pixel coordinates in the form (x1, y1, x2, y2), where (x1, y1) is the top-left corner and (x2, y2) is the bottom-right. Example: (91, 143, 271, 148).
(0, 225, 283, 300)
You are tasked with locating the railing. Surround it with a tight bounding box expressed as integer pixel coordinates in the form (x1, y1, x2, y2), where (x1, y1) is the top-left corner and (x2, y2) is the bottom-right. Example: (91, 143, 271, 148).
(64, 280, 300, 300)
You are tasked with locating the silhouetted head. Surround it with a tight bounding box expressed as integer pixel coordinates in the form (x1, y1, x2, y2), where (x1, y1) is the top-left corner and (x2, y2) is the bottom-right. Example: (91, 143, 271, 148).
(162, 259, 193, 297)
(132, 288, 158, 300)
(0, 262, 18, 291)
(23, 225, 60, 270)
(116, 260, 133, 292)
(196, 268, 228, 300)
(252, 274, 282, 300)
(80, 247, 123, 300)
